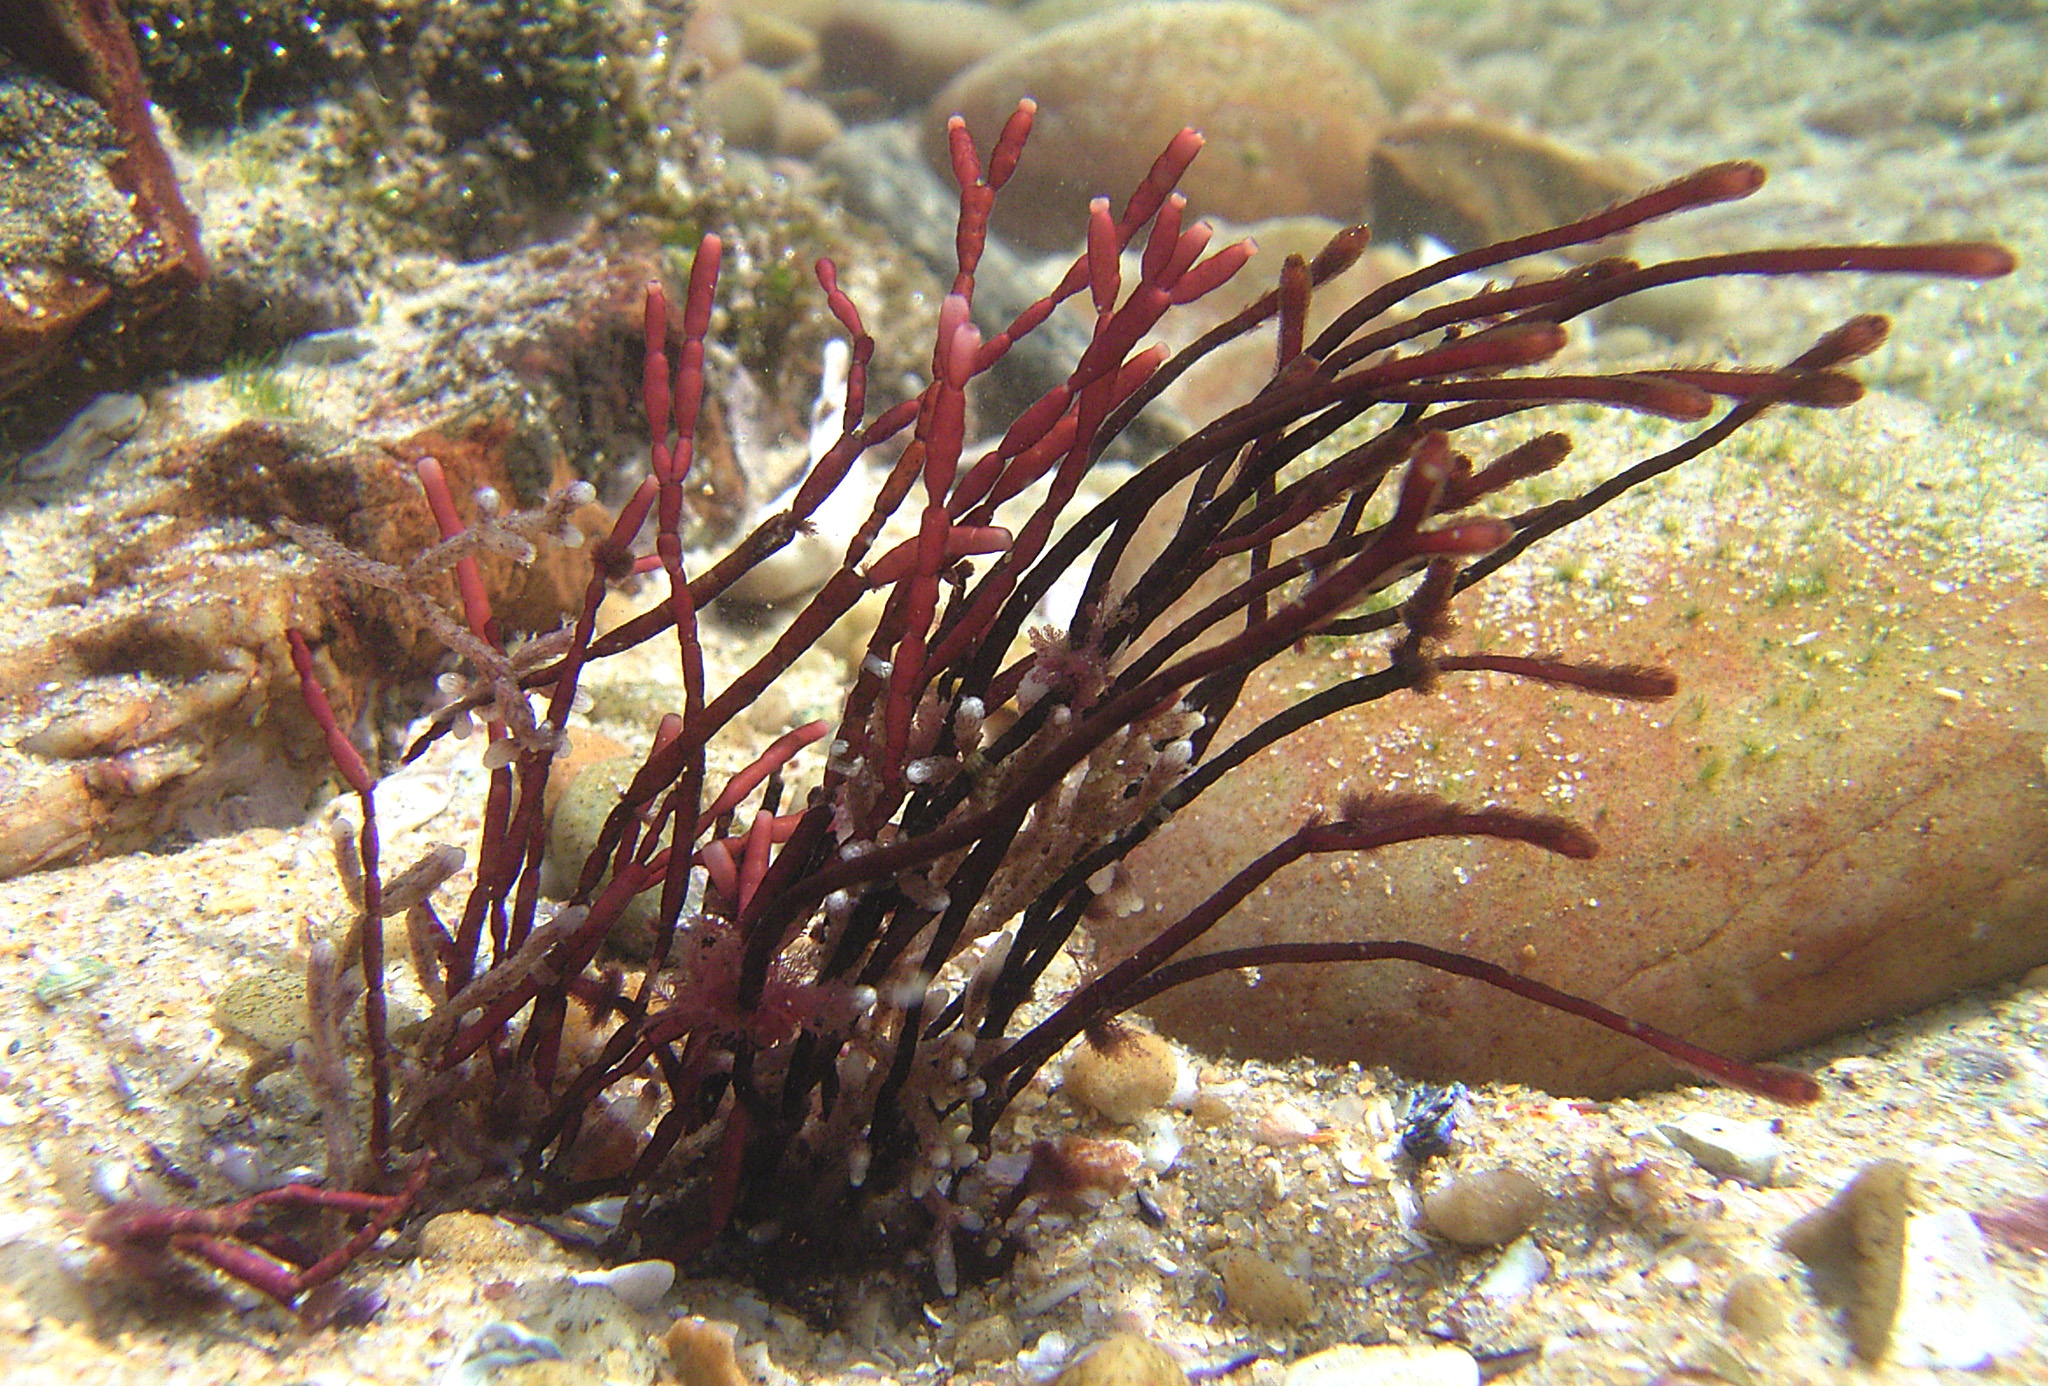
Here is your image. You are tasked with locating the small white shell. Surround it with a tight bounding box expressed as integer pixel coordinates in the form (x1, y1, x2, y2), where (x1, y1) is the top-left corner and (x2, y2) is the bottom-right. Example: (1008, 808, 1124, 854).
(571, 1257, 675, 1310)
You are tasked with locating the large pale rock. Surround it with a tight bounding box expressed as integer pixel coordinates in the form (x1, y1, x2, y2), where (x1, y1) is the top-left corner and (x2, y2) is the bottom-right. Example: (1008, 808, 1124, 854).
(1100, 396, 2048, 1096)
(927, 2, 1388, 251)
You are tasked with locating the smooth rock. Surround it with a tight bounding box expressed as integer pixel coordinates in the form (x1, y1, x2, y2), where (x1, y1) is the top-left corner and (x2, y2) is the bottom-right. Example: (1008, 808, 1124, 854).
(927, 3, 1387, 251)
(1063, 1029, 1194, 1123)
(1367, 115, 1647, 253)
(418, 1211, 560, 1264)
(1052, 1334, 1190, 1386)
(1720, 1268, 1792, 1339)
(1102, 398, 2048, 1096)
(1283, 1343, 1479, 1386)
(1422, 1167, 1548, 1247)
(542, 752, 664, 957)
(820, 0, 1026, 108)
(1659, 1112, 1785, 1186)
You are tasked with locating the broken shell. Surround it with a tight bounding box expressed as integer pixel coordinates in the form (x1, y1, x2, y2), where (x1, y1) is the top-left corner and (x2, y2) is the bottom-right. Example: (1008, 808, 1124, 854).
(445, 1322, 565, 1385)
(1253, 1101, 1319, 1146)
(1475, 1233, 1549, 1301)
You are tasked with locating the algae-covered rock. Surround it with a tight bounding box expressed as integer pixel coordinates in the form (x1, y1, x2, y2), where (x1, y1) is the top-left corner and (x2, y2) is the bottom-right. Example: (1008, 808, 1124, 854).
(1103, 396, 2048, 1096)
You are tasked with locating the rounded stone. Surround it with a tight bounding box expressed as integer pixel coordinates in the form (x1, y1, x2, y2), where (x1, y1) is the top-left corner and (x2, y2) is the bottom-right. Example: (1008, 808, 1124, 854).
(821, 0, 1027, 107)
(1722, 1268, 1792, 1339)
(927, 3, 1387, 251)
(1216, 1247, 1315, 1326)
(418, 1210, 556, 1264)
(542, 750, 664, 958)
(1100, 398, 2048, 1097)
(1422, 1167, 1549, 1248)
(1063, 1029, 1191, 1122)
(1053, 1334, 1189, 1386)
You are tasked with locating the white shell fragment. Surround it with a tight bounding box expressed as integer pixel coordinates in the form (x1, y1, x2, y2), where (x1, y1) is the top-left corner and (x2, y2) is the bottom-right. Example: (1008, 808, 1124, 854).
(1134, 1111, 1184, 1172)
(1476, 1234, 1549, 1301)
(1659, 1112, 1784, 1186)
(1889, 1208, 2029, 1368)
(570, 1258, 676, 1310)
(1253, 1102, 1320, 1146)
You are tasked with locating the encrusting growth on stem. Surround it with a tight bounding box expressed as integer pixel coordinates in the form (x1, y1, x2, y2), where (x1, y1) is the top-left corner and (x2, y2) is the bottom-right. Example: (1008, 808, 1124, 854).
(92, 98, 2012, 1308)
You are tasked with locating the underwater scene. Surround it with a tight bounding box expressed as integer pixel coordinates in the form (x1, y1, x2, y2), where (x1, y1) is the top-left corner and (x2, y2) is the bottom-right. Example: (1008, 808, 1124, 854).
(0, 0, 2042, 1381)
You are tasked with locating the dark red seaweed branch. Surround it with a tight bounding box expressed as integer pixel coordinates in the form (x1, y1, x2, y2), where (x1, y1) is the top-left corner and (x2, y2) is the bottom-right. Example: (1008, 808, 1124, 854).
(198, 101, 2015, 1303)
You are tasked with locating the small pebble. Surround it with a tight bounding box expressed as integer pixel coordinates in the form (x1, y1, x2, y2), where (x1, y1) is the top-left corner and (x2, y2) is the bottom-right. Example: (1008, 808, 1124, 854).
(1216, 1247, 1315, 1326)
(281, 328, 373, 366)
(1659, 1112, 1785, 1186)
(1282, 1343, 1479, 1386)
(1721, 1268, 1791, 1339)
(1063, 1030, 1195, 1123)
(1397, 1083, 1464, 1161)
(1422, 1167, 1548, 1247)
(953, 1311, 1021, 1364)
(1051, 1335, 1189, 1386)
